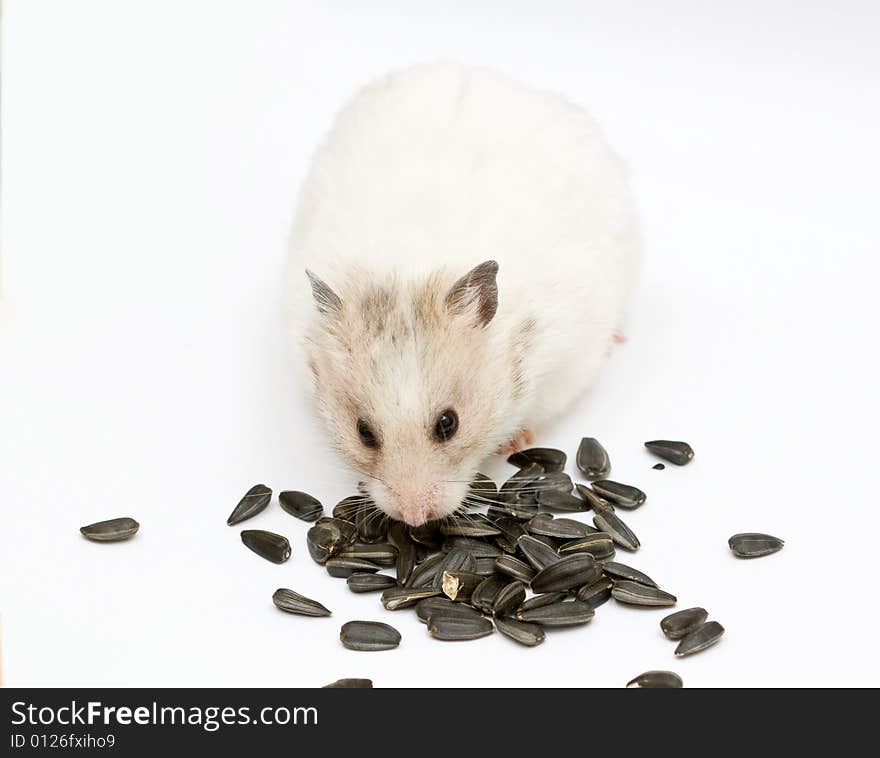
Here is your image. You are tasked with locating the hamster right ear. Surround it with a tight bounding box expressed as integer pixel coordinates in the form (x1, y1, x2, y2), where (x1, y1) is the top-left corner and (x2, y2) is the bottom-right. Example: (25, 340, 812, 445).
(445, 260, 499, 328)
(305, 269, 342, 316)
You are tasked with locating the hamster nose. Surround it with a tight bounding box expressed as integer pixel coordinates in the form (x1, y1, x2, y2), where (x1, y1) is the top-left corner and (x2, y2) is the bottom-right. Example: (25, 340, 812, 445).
(398, 507, 436, 527)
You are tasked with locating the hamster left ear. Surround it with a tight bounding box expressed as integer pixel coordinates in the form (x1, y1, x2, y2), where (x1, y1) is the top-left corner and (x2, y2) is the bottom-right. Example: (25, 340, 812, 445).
(445, 260, 499, 327)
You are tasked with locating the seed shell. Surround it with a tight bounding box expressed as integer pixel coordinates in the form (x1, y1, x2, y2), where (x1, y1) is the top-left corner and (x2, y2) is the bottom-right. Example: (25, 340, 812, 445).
(518, 591, 568, 612)
(415, 597, 484, 624)
(340, 621, 401, 651)
(241, 529, 291, 564)
(332, 495, 362, 523)
(644, 440, 694, 466)
(337, 543, 398, 566)
(559, 533, 615, 560)
(278, 490, 323, 522)
(227, 484, 272, 525)
(441, 570, 485, 602)
(537, 488, 587, 512)
(660, 607, 709, 640)
(469, 472, 498, 500)
(408, 553, 446, 588)
(574, 484, 614, 514)
(322, 678, 373, 688)
(626, 671, 683, 689)
(728, 533, 784, 558)
(611, 580, 676, 607)
(442, 537, 502, 558)
(388, 521, 417, 586)
(79, 517, 140, 542)
(433, 549, 478, 588)
(675, 620, 725, 657)
(576, 437, 611, 480)
(591, 480, 646, 510)
(381, 586, 442, 611)
(575, 577, 613, 608)
(272, 588, 331, 617)
(440, 518, 501, 538)
(494, 617, 546, 647)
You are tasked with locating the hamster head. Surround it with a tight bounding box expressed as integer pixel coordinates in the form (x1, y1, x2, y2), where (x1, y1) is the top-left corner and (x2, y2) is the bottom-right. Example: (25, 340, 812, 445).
(303, 260, 518, 526)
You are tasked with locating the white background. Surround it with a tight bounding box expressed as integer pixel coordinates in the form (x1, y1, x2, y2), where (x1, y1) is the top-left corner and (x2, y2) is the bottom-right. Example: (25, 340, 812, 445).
(1, 0, 879, 687)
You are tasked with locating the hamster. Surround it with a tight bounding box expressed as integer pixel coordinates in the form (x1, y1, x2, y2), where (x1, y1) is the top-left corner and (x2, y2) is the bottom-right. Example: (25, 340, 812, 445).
(287, 62, 641, 527)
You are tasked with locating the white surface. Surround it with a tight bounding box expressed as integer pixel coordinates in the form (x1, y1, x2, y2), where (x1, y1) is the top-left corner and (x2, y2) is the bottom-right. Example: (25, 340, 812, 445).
(1, 0, 879, 687)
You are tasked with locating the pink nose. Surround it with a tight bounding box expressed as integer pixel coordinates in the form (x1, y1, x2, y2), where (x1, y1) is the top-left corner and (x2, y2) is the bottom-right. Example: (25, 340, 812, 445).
(398, 505, 436, 527)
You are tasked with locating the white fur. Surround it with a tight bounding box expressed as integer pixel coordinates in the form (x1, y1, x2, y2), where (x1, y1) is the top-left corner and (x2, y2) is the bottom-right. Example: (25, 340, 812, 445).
(286, 62, 641, 522)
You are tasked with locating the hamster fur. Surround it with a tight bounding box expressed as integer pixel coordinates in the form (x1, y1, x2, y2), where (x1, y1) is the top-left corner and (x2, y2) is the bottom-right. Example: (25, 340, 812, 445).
(287, 62, 641, 526)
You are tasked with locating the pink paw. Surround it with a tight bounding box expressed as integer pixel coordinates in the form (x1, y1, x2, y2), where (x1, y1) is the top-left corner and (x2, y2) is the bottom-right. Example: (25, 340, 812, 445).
(612, 330, 627, 344)
(497, 428, 536, 455)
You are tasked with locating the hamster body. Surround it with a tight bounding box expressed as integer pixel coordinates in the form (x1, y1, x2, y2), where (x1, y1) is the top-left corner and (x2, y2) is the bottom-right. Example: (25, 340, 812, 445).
(287, 62, 641, 526)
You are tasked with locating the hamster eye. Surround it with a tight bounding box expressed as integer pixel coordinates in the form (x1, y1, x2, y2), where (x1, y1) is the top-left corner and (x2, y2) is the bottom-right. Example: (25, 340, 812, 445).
(357, 418, 379, 448)
(433, 409, 459, 442)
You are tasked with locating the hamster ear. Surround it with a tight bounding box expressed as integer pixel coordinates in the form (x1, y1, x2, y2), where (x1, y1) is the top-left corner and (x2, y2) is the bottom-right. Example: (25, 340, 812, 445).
(445, 260, 499, 327)
(305, 269, 342, 316)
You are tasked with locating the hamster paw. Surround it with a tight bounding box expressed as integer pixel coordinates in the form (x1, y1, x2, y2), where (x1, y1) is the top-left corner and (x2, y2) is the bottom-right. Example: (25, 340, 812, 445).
(497, 428, 536, 455)
(612, 330, 627, 344)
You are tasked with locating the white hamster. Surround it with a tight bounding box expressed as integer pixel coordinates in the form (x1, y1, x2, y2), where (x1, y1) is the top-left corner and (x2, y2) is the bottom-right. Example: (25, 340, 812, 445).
(287, 62, 641, 526)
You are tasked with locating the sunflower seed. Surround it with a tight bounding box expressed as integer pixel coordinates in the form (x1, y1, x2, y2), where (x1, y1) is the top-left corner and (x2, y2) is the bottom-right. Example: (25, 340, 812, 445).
(442, 537, 501, 558)
(591, 480, 646, 509)
(660, 608, 709, 640)
(415, 596, 484, 624)
(611, 580, 676, 607)
(468, 473, 498, 500)
(487, 500, 541, 521)
(346, 572, 398, 593)
(537, 488, 587, 512)
(326, 557, 381, 578)
(440, 518, 501, 538)
(575, 577, 613, 608)
(442, 570, 485, 602)
(645, 440, 694, 466)
(518, 591, 568, 612)
(272, 588, 331, 617)
(307, 519, 356, 564)
(601, 561, 657, 588)
(675, 620, 724, 657)
(728, 533, 784, 558)
(337, 543, 398, 566)
(653, 463, 665, 470)
(517, 535, 561, 571)
(574, 484, 614, 513)
(227, 484, 272, 525)
(492, 580, 527, 617)
(494, 518, 528, 553)
(576, 438, 611, 480)
(332, 495, 363, 523)
(517, 600, 595, 627)
(500, 463, 544, 498)
(340, 621, 401, 651)
(626, 671, 683, 688)
(241, 530, 291, 563)
(323, 678, 373, 688)
(278, 490, 323, 522)
(527, 514, 593, 540)
(494, 617, 546, 647)
(531, 553, 600, 593)
(471, 574, 510, 613)
(474, 557, 499, 575)
(593, 511, 640, 551)
(79, 517, 140, 542)
(356, 504, 388, 543)
(409, 522, 444, 549)
(388, 521, 417, 585)
(408, 553, 446, 588)
(537, 471, 575, 493)
(559, 533, 615, 560)
(381, 586, 442, 611)
(507, 447, 567, 472)
(428, 615, 494, 641)
(433, 549, 478, 588)
(495, 554, 537, 583)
